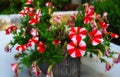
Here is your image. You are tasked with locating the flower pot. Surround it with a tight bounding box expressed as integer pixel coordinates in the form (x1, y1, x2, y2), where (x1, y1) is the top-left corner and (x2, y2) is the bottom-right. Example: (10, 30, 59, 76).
(40, 56, 81, 77)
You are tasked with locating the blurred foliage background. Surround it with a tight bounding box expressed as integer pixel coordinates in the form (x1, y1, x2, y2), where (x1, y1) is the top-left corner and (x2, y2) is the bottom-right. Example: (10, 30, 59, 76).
(0, 0, 71, 14)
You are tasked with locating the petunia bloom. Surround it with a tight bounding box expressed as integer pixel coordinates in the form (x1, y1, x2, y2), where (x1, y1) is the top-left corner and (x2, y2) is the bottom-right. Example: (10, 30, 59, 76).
(27, 36, 39, 47)
(31, 62, 42, 76)
(99, 21, 109, 29)
(5, 25, 17, 35)
(69, 27, 86, 43)
(30, 28, 39, 36)
(25, 0, 33, 5)
(67, 40, 86, 58)
(110, 33, 119, 38)
(53, 39, 61, 45)
(84, 16, 93, 24)
(10, 63, 20, 76)
(89, 29, 103, 45)
(19, 7, 34, 17)
(4, 43, 10, 52)
(113, 54, 120, 64)
(16, 44, 27, 52)
(83, 4, 95, 24)
(105, 62, 112, 71)
(29, 9, 41, 25)
(37, 42, 46, 53)
(53, 14, 62, 22)
(45, 2, 54, 9)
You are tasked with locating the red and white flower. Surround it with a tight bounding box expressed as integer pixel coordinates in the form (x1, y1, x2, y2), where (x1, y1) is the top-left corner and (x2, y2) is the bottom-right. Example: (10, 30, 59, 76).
(84, 16, 93, 24)
(27, 36, 39, 47)
(31, 62, 42, 76)
(67, 40, 86, 58)
(29, 18, 39, 25)
(53, 39, 61, 45)
(25, 0, 33, 5)
(37, 42, 46, 53)
(99, 21, 109, 34)
(4, 43, 10, 52)
(69, 27, 86, 43)
(29, 9, 41, 25)
(10, 63, 19, 75)
(90, 20, 97, 29)
(5, 25, 17, 34)
(19, 10, 26, 17)
(103, 12, 108, 17)
(95, 13, 101, 20)
(105, 62, 112, 71)
(70, 13, 77, 20)
(30, 28, 39, 36)
(89, 29, 103, 45)
(83, 4, 95, 24)
(46, 2, 52, 7)
(24, 7, 34, 14)
(110, 33, 119, 38)
(99, 21, 109, 29)
(19, 7, 34, 17)
(53, 14, 62, 22)
(85, 6, 94, 17)
(45, 2, 54, 9)
(16, 44, 27, 51)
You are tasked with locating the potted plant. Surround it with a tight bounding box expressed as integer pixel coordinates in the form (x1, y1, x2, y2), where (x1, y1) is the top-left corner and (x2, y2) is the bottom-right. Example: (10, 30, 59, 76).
(5, 0, 120, 77)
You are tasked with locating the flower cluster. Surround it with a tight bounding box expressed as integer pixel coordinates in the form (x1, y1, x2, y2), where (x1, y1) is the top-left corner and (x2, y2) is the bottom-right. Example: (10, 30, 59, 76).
(5, 0, 120, 77)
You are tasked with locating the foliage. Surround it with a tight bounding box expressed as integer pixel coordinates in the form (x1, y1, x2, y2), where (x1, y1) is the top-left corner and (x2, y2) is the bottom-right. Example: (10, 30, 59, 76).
(0, 0, 69, 14)
(0, 0, 23, 14)
(90, 0, 120, 44)
(5, 0, 120, 77)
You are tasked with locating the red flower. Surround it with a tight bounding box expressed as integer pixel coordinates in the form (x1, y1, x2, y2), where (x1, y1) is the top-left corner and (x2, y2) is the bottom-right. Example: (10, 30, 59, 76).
(45, 2, 54, 9)
(16, 44, 27, 51)
(104, 49, 111, 56)
(5, 25, 17, 34)
(83, 15, 93, 24)
(103, 12, 108, 17)
(29, 18, 39, 25)
(105, 62, 112, 71)
(29, 9, 41, 25)
(95, 13, 101, 20)
(37, 42, 46, 53)
(4, 43, 10, 52)
(110, 33, 119, 38)
(19, 7, 34, 17)
(53, 39, 61, 45)
(27, 36, 39, 47)
(67, 40, 86, 58)
(10, 63, 19, 76)
(99, 21, 109, 29)
(19, 10, 26, 17)
(69, 27, 86, 43)
(53, 14, 62, 22)
(89, 29, 103, 45)
(46, 2, 52, 7)
(83, 4, 95, 24)
(30, 28, 39, 36)
(70, 13, 77, 20)
(90, 20, 97, 29)
(31, 62, 42, 76)
(67, 20, 75, 27)
(25, 0, 33, 5)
